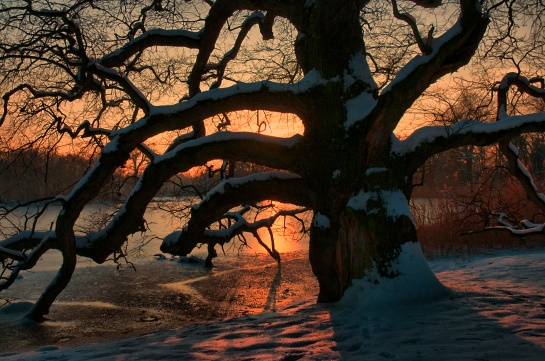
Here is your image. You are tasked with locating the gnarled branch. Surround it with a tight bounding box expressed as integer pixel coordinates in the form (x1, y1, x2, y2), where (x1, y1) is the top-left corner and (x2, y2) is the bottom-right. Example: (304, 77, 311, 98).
(397, 112, 545, 172)
(366, 0, 488, 157)
(160, 173, 314, 257)
(495, 73, 545, 217)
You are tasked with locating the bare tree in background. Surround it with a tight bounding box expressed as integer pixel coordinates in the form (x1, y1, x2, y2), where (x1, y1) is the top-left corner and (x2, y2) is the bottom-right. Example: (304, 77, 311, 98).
(1, 0, 545, 321)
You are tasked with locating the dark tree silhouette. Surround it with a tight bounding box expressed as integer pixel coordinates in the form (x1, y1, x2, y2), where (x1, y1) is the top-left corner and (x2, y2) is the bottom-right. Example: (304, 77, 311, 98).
(1, 0, 545, 321)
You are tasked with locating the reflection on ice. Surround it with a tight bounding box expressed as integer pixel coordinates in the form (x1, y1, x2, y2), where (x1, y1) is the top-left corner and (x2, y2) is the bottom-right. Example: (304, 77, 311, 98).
(0, 202, 311, 271)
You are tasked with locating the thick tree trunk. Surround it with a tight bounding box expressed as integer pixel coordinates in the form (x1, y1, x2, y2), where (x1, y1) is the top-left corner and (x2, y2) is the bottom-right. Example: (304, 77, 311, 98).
(309, 188, 445, 303)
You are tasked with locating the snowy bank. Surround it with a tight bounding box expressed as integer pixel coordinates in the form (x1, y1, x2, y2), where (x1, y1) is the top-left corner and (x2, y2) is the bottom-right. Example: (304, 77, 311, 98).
(1, 250, 545, 360)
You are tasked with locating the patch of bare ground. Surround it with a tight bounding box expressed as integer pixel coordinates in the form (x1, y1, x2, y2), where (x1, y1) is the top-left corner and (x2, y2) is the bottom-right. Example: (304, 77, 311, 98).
(0, 252, 318, 353)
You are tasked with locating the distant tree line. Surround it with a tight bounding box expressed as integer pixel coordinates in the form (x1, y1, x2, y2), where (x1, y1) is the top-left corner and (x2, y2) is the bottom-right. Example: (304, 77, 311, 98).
(0, 146, 280, 205)
(0, 148, 93, 203)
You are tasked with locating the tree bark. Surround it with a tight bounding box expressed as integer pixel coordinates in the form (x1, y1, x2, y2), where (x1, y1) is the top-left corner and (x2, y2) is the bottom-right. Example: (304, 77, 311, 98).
(309, 185, 444, 302)
(25, 213, 77, 321)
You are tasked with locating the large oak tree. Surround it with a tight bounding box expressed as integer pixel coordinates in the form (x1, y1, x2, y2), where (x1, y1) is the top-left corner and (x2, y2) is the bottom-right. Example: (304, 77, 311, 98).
(1, 0, 545, 321)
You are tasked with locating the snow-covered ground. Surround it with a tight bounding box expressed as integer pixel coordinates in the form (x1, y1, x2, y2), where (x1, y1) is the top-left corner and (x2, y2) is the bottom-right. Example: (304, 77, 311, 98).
(1, 249, 545, 360)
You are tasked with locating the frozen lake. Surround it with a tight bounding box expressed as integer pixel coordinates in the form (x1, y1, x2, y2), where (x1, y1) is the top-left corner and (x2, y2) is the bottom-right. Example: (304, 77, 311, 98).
(0, 202, 310, 271)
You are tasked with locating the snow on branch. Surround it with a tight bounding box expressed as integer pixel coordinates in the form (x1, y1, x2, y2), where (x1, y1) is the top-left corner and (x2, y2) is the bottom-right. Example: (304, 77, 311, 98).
(494, 73, 545, 215)
(379, 0, 482, 92)
(158, 131, 302, 163)
(183, 0, 305, 95)
(0, 231, 57, 291)
(496, 223, 545, 236)
(343, 51, 379, 130)
(196, 172, 303, 209)
(347, 189, 412, 220)
(0, 221, 147, 267)
(0, 231, 54, 253)
(490, 214, 545, 235)
(495, 73, 545, 120)
(50, 75, 317, 215)
(368, 1, 486, 154)
(160, 173, 313, 258)
(198, 206, 310, 263)
(380, 21, 463, 95)
(391, 0, 434, 54)
(497, 213, 514, 228)
(109, 70, 326, 140)
(88, 61, 152, 115)
(99, 28, 202, 68)
(466, 221, 545, 239)
(392, 113, 545, 157)
(499, 142, 545, 214)
(66, 133, 304, 263)
(312, 212, 331, 230)
(205, 11, 272, 90)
